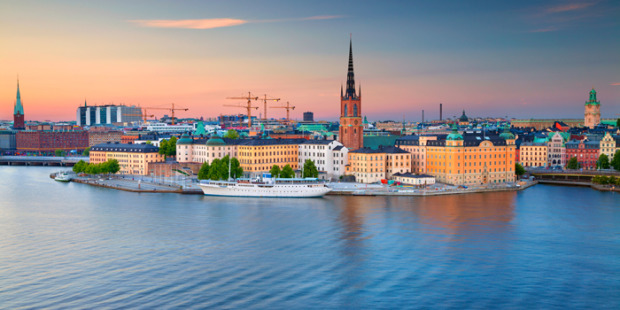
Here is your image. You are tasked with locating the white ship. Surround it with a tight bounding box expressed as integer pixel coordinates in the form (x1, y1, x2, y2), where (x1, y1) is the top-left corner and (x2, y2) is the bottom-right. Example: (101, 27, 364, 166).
(54, 172, 72, 182)
(198, 177, 331, 198)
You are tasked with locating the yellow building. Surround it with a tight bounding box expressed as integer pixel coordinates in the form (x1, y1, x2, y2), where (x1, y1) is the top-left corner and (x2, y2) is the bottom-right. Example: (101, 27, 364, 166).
(600, 132, 617, 160)
(90, 142, 165, 175)
(237, 139, 304, 174)
(519, 142, 548, 168)
(395, 135, 437, 173)
(425, 125, 516, 186)
(346, 146, 411, 183)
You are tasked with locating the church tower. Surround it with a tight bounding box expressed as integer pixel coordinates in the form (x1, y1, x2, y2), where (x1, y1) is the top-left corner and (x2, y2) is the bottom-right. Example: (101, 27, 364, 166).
(13, 79, 25, 130)
(339, 39, 363, 150)
(584, 87, 600, 129)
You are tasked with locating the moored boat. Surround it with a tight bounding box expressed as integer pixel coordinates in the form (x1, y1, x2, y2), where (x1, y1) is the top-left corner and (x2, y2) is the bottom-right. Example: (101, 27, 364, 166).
(54, 172, 72, 182)
(199, 177, 331, 198)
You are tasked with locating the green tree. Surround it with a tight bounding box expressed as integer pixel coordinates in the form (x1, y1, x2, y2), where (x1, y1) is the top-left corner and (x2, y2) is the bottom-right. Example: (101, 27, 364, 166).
(597, 154, 610, 169)
(107, 159, 120, 174)
(145, 140, 152, 145)
(616, 118, 620, 128)
(280, 164, 295, 178)
(223, 129, 239, 139)
(566, 157, 580, 169)
(167, 136, 177, 156)
(83, 147, 90, 156)
(303, 159, 319, 178)
(612, 150, 620, 171)
(207, 158, 223, 180)
(270, 165, 281, 178)
(515, 162, 525, 176)
(84, 163, 100, 174)
(159, 139, 169, 156)
(55, 149, 66, 157)
(230, 157, 243, 179)
(72, 160, 87, 173)
(198, 162, 210, 180)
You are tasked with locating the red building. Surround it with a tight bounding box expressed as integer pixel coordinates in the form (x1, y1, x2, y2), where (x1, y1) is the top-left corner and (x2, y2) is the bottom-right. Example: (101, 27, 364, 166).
(565, 139, 599, 170)
(16, 130, 89, 154)
(338, 39, 363, 151)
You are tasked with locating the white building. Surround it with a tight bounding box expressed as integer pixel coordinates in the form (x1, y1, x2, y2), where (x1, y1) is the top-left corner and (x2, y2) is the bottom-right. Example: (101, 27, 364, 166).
(298, 140, 348, 180)
(176, 134, 238, 164)
(76, 103, 142, 126)
(145, 123, 194, 134)
(547, 132, 567, 167)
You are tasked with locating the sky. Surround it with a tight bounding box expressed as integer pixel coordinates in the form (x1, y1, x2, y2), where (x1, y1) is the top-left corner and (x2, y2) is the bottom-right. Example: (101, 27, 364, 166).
(1, 0, 619, 122)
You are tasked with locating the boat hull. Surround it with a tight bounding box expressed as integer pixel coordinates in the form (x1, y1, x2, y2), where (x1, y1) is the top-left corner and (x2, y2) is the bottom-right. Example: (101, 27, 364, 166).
(198, 183, 331, 198)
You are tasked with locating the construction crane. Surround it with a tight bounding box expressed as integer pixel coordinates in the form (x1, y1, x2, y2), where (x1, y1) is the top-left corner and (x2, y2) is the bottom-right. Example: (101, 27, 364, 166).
(143, 103, 188, 125)
(125, 109, 155, 123)
(272, 101, 296, 122)
(225, 92, 259, 128)
(258, 94, 280, 121)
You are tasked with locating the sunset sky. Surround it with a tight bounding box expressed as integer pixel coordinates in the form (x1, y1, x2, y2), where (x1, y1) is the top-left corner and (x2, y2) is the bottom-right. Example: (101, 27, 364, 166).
(1, 0, 619, 122)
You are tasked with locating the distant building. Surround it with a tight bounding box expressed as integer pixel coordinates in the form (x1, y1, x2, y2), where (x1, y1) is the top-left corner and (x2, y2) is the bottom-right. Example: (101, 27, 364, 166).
(76, 102, 142, 126)
(346, 146, 411, 183)
(303, 112, 314, 122)
(298, 140, 348, 180)
(13, 80, 25, 130)
(88, 127, 123, 147)
(565, 139, 599, 170)
(547, 132, 567, 167)
(176, 134, 239, 164)
(599, 132, 617, 161)
(339, 39, 363, 151)
(0, 131, 17, 151)
(458, 110, 469, 126)
(16, 130, 89, 154)
(584, 88, 601, 129)
(520, 142, 548, 168)
(90, 142, 165, 175)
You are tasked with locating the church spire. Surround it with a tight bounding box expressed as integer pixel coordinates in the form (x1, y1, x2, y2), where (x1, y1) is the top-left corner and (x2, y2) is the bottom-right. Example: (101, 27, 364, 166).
(14, 77, 24, 115)
(345, 37, 356, 99)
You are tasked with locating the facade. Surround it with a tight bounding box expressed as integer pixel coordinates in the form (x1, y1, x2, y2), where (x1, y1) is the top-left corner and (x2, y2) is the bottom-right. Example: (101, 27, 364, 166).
(425, 125, 516, 186)
(145, 123, 194, 134)
(298, 140, 348, 180)
(346, 146, 411, 183)
(338, 39, 363, 151)
(0, 131, 17, 151)
(76, 103, 142, 126)
(303, 112, 314, 122)
(547, 132, 566, 167)
(90, 142, 165, 175)
(512, 119, 583, 130)
(391, 173, 436, 186)
(599, 132, 616, 160)
(520, 142, 548, 168)
(176, 134, 239, 164)
(88, 128, 123, 147)
(395, 135, 439, 174)
(237, 139, 304, 174)
(13, 80, 25, 130)
(565, 139, 599, 170)
(16, 130, 89, 153)
(584, 88, 601, 129)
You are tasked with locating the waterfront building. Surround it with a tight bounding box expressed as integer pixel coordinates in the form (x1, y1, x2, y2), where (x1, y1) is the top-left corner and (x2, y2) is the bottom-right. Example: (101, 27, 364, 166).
(16, 130, 89, 153)
(346, 146, 411, 183)
(599, 132, 616, 160)
(338, 39, 363, 151)
(391, 173, 436, 186)
(13, 79, 25, 130)
(584, 88, 601, 129)
(298, 140, 348, 180)
(76, 102, 142, 126)
(547, 132, 567, 167)
(425, 124, 516, 186)
(520, 142, 548, 168)
(88, 127, 123, 147)
(565, 139, 599, 170)
(237, 139, 304, 174)
(176, 134, 239, 164)
(90, 142, 165, 175)
(395, 135, 440, 174)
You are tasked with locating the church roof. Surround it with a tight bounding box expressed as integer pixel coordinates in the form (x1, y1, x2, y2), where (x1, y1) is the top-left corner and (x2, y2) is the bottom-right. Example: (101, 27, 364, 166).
(14, 80, 24, 115)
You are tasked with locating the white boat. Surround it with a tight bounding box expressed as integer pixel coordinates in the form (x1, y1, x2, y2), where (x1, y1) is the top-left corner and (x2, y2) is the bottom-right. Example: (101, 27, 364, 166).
(199, 177, 331, 198)
(55, 172, 72, 182)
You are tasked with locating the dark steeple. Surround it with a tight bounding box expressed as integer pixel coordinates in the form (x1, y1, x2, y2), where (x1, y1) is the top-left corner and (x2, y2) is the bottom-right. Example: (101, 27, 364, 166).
(345, 38, 357, 99)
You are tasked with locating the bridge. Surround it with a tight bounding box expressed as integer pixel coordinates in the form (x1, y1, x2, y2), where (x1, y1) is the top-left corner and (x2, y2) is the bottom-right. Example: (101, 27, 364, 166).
(0, 156, 89, 166)
(529, 169, 620, 186)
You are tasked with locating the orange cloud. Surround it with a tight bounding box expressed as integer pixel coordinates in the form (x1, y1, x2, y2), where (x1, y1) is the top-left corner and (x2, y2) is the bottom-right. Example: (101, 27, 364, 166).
(130, 18, 247, 29)
(611, 82, 620, 86)
(547, 2, 595, 13)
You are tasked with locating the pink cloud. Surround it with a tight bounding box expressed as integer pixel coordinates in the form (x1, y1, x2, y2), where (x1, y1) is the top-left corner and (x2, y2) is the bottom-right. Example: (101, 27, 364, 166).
(611, 82, 620, 86)
(130, 18, 247, 29)
(530, 26, 559, 33)
(547, 2, 595, 13)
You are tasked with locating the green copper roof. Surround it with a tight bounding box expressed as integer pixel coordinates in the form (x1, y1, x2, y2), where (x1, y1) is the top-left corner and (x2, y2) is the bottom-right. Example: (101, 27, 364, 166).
(177, 133, 193, 144)
(298, 124, 328, 132)
(193, 121, 206, 136)
(585, 87, 600, 106)
(206, 136, 225, 146)
(499, 124, 515, 140)
(446, 124, 463, 141)
(363, 135, 400, 150)
(14, 80, 24, 115)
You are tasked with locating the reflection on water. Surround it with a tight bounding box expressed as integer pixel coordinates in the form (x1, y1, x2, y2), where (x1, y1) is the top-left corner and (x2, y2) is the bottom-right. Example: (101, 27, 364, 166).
(1, 167, 619, 309)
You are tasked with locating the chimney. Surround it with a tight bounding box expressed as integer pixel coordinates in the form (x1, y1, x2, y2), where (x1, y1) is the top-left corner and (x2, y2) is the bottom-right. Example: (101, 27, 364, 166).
(422, 110, 425, 123)
(440, 103, 443, 121)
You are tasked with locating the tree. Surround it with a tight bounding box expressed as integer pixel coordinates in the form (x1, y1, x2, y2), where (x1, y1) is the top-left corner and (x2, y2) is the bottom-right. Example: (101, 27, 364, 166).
(617, 118, 620, 128)
(145, 140, 152, 145)
(515, 162, 525, 176)
(303, 159, 319, 178)
(73, 160, 87, 173)
(198, 162, 210, 180)
(566, 157, 580, 170)
(280, 164, 295, 178)
(230, 157, 243, 179)
(167, 136, 177, 156)
(597, 154, 610, 169)
(612, 150, 620, 171)
(83, 147, 90, 156)
(107, 159, 120, 174)
(159, 139, 169, 156)
(223, 129, 239, 139)
(84, 163, 100, 175)
(270, 165, 281, 178)
(207, 158, 223, 180)
(55, 149, 66, 157)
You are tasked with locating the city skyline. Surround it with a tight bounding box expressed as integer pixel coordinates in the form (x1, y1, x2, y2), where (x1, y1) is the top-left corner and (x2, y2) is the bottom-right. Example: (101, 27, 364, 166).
(1, 0, 620, 122)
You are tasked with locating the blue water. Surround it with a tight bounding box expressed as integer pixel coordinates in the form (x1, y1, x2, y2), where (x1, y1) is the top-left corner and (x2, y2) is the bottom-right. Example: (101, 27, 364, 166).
(1, 167, 619, 309)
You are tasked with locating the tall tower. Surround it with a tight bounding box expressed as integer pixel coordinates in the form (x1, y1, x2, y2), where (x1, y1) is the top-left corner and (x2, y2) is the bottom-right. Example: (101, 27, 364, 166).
(584, 87, 600, 129)
(339, 39, 363, 150)
(13, 79, 25, 130)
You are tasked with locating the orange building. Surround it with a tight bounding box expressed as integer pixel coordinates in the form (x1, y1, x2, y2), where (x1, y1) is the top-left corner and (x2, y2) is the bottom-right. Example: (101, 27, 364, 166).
(395, 135, 439, 173)
(346, 146, 411, 183)
(237, 139, 304, 175)
(425, 125, 516, 186)
(90, 142, 165, 175)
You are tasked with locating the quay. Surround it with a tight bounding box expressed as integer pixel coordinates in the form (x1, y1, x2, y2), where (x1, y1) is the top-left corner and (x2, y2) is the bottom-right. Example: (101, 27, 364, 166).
(1, 156, 88, 166)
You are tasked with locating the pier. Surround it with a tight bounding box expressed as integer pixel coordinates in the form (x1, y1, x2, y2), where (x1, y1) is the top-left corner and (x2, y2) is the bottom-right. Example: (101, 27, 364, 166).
(0, 156, 88, 166)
